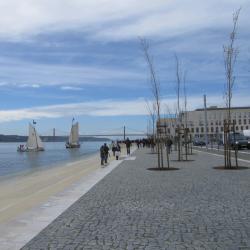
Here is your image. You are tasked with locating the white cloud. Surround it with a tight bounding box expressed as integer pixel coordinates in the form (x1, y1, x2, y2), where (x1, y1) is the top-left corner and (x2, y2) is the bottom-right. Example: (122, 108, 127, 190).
(0, 81, 7, 86)
(0, 0, 248, 41)
(0, 56, 144, 87)
(0, 93, 249, 123)
(60, 86, 83, 91)
(19, 83, 40, 88)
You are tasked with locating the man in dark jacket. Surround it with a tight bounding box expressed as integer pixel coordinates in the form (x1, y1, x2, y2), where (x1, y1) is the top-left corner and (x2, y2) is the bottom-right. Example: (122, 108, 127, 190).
(100, 145, 105, 166)
(125, 137, 131, 155)
(103, 143, 109, 164)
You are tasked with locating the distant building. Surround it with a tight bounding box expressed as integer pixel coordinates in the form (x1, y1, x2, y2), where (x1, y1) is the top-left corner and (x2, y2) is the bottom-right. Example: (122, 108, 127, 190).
(158, 106, 250, 141)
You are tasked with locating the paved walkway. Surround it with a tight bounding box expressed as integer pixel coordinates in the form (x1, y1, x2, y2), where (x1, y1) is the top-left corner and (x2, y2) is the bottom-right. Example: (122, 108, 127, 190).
(22, 148, 250, 250)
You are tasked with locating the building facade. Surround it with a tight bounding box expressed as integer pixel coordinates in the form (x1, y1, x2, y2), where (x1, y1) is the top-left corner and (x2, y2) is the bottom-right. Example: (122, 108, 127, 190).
(159, 106, 250, 142)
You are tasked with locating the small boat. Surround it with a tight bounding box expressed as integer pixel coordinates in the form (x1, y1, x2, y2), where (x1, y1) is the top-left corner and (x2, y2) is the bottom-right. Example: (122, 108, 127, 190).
(17, 123, 44, 152)
(17, 144, 26, 152)
(66, 121, 80, 148)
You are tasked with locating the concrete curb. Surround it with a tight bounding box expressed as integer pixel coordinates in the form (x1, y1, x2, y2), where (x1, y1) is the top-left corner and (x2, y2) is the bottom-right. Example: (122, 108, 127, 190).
(0, 148, 137, 250)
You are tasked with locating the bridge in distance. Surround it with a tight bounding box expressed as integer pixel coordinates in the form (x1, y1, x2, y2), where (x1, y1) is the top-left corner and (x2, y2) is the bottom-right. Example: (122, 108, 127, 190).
(45, 126, 147, 139)
(79, 133, 147, 137)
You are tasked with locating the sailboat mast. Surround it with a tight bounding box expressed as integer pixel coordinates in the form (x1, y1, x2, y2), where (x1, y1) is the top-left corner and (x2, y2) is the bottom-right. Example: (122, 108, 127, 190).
(34, 126, 39, 149)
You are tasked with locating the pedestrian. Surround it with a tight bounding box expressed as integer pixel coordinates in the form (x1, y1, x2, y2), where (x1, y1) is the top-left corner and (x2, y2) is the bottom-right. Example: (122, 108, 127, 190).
(166, 138, 173, 154)
(125, 137, 131, 155)
(100, 144, 105, 166)
(111, 141, 117, 156)
(103, 143, 110, 164)
(115, 143, 121, 160)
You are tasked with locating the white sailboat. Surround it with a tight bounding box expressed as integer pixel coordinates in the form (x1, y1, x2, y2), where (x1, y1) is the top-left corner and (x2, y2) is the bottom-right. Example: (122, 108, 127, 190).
(17, 123, 44, 152)
(66, 121, 80, 148)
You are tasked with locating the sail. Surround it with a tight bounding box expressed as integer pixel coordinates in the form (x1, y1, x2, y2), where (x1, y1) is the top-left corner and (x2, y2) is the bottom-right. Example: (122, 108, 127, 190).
(36, 131, 44, 148)
(26, 124, 37, 149)
(69, 122, 79, 145)
(26, 123, 44, 150)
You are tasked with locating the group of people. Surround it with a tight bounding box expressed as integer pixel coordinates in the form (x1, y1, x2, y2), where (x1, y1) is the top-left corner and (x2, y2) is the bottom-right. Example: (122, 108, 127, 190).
(99, 138, 132, 166)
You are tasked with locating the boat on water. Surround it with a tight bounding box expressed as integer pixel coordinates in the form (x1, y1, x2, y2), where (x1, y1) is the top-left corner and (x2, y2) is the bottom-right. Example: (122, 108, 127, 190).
(66, 121, 80, 148)
(17, 123, 45, 152)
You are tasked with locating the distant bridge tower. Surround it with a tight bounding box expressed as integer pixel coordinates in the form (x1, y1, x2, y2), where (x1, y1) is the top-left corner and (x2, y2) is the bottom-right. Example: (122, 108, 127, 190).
(123, 126, 126, 140)
(53, 128, 56, 140)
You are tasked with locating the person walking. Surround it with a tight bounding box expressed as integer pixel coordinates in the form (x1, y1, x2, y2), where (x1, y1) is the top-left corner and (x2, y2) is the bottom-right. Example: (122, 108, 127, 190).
(111, 141, 116, 156)
(115, 143, 121, 160)
(103, 143, 110, 164)
(100, 144, 105, 166)
(166, 138, 173, 154)
(125, 137, 131, 155)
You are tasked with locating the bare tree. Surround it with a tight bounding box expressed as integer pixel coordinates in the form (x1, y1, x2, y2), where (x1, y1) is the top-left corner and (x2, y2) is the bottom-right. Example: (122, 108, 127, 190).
(183, 71, 189, 159)
(146, 100, 157, 152)
(223, 8, 241, 168)
(140, 38, 164, 168)
(175, 54, 183, 161)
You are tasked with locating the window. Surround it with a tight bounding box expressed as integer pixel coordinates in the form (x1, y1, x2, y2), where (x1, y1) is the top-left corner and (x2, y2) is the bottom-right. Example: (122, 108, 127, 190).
(244, 119, 247, 125)
(221, 127, 223, 132)
(216, 127, 219, 132)
(246, 126, 249, 130)
(241, 126, 244, 131)
(211, 127, 214, 132)
(236, 126, 238, 131)
(196, 127, 199, 133)
(191, 128, 194, 133)
(201, 127, 204, 133)
(239, 120, 241, 125)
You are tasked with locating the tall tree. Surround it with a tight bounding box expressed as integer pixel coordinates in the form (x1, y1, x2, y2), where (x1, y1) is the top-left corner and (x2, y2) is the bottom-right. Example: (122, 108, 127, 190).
(223, 8, 241, 168)
(140, 38, 164, 168)
(175, 54, 183, 161)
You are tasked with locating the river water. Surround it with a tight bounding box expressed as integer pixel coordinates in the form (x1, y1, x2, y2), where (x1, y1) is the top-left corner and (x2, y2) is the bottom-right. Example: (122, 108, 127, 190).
(0, 141, 108, 180)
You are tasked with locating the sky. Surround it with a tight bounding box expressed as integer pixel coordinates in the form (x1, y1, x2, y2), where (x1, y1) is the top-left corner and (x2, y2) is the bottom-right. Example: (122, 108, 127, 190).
(0, 0, 249, 136)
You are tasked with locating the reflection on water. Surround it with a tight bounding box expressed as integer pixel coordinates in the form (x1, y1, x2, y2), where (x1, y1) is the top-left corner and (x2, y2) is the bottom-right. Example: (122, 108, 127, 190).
(0, 141, 107, 179)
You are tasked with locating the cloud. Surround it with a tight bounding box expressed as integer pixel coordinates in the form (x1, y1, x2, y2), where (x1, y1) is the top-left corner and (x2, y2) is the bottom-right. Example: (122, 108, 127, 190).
(0, 93, 249, 123)
(60, 86, 83, 91)
(0, 56, 144, 88)
(19, 83, 40, 88)
(0, 82, 7, 86)
(0, 0, 249, 41)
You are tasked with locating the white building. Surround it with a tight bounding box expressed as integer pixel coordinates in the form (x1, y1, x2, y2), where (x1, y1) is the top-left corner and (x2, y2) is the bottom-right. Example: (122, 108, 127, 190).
(159, 106, 250, 141)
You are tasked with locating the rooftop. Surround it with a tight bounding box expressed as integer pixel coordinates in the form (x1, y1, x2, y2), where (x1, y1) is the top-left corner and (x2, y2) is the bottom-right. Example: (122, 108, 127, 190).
(195, 106, 250, 111)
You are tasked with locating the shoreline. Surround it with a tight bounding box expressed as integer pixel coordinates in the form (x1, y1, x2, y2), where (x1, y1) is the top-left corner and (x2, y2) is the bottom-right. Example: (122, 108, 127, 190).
(0, 141, 108, 181)
(0, 145, 136, 250)
(0, 149, 100, 184)
(0, 152, 100, 223)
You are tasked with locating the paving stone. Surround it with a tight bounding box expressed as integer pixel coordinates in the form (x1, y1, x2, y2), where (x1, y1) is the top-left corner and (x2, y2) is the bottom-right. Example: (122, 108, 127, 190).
(22, 148, 250, 249)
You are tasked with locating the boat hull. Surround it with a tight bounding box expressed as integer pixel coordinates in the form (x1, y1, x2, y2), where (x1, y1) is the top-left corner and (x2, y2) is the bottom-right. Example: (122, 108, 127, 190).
(65, 143, 80, 149)
(17, 148, 26, 152)
(26, 147, 45, 152)
(17, 147, 44, 152)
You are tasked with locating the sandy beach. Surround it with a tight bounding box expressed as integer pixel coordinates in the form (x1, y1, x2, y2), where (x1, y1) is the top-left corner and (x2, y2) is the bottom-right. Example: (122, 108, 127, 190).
(0, 153, 100, 224)
(0, 145, 128, 224)
(0, 144, 133, 249)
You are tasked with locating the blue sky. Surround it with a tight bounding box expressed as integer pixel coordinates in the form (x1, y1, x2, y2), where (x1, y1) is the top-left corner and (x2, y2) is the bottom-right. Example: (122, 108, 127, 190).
(0, 0, 249, 136)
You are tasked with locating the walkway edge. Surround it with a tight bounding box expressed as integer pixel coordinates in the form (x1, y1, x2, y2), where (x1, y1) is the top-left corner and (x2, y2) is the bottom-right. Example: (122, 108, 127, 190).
(0, 148, 137, 250)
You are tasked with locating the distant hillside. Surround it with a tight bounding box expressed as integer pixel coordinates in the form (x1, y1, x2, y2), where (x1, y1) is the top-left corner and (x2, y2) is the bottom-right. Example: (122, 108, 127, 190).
(0, 135, 110, 142)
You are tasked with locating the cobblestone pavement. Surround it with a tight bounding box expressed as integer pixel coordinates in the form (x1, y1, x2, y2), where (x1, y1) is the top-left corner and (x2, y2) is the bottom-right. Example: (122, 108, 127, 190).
(22, 149, 250, 250)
